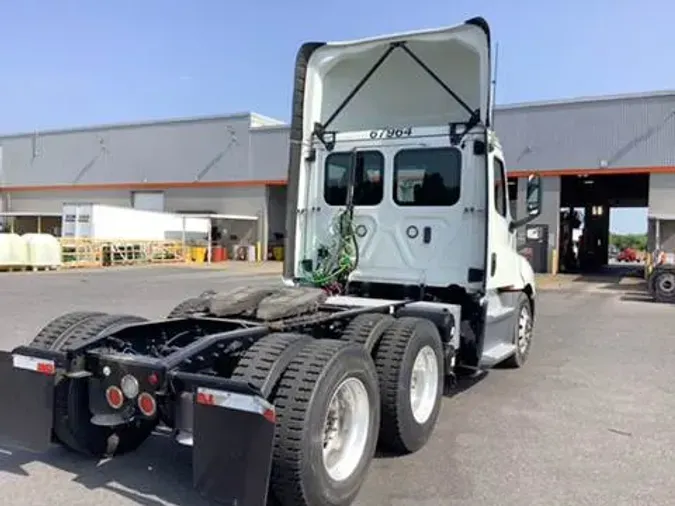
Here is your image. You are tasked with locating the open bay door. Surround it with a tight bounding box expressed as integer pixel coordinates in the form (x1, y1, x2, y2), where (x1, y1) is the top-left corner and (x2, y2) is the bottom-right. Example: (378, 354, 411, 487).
(480, 142, 542, 368)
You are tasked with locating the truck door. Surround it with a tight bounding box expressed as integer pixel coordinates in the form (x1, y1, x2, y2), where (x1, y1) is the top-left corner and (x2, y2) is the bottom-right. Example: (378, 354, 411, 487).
(479, 144, 521, 367)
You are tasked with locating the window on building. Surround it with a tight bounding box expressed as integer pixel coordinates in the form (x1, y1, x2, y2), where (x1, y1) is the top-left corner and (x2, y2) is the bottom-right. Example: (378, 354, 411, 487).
(132, 191, 165, 212)
(493, 158, 507, 217)
(324, 151, 384, 206)
(393, 148, 461, 206)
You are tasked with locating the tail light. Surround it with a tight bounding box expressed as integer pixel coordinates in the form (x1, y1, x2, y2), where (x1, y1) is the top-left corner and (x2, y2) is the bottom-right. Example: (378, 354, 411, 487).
(106, 386, 124, 409)
(138, 392, 157, 417)
(120, 374, 140, 399)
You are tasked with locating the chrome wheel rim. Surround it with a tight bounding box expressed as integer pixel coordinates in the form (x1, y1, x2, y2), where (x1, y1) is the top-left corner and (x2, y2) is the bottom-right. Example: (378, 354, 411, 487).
(517, 304, 533, 355)
(322, 377, 371, 482)
(409, 345, 439, 424)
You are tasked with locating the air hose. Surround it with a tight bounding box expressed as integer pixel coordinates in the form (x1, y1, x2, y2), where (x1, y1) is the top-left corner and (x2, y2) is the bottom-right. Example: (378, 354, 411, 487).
(300, 209, 359, 288)
(300, 149, 361, 290)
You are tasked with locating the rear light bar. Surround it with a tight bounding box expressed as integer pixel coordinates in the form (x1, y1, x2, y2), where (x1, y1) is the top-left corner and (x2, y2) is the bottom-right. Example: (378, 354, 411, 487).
(196, 387, 276, 424)
(12, 355, 56, 376)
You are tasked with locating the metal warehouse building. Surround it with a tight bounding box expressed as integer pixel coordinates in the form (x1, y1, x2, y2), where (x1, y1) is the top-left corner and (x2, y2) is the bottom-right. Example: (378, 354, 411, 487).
(0, 90, 673, 271)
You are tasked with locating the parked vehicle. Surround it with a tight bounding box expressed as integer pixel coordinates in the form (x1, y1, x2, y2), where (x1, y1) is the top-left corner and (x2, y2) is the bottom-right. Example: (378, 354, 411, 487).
(646, 213, 675, 303)
(616, 247, 638, 262)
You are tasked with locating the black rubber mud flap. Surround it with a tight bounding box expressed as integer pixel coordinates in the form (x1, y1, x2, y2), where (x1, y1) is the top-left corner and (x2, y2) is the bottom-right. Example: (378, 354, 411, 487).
(192, 384, 276, 506)
(0, 351, 56, 453)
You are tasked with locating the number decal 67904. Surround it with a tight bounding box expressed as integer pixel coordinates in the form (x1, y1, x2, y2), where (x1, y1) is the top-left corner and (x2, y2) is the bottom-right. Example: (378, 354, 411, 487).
(369, 127, 413, 139)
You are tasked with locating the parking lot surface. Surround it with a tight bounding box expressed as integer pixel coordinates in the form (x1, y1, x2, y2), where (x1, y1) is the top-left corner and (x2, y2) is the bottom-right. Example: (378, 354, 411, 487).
(0, 267, 673, 506)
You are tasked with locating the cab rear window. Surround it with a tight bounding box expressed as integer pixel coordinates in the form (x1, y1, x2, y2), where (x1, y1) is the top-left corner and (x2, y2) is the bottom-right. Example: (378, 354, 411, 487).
(393, 148, 461, 206)
(324, 151, 384, 206)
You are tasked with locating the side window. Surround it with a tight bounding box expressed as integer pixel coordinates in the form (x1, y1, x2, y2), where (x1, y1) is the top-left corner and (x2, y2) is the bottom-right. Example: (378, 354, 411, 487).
(324, 151, 384, 206)
(493, 157, 507, 217)
(393, 148, 461, 206)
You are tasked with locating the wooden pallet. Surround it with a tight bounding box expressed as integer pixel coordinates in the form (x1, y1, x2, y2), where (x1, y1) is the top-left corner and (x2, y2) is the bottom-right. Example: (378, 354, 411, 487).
(0, 265, 28, 272)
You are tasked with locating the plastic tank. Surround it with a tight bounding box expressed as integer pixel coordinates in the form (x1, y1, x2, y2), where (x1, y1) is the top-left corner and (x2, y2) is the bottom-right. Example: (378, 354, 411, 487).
(0, 233, 29, 267)
(23, 233, 62, 268)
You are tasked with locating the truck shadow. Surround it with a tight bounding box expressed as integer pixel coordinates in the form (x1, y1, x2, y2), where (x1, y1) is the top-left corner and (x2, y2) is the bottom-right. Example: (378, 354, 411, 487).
(0, 434, 217, 506)
(375, 372, 488, 460)
(0, 374, 488, 504)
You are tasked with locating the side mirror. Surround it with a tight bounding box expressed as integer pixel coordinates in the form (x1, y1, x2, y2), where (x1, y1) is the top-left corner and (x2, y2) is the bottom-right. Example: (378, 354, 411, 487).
(510, 173, 542, 231)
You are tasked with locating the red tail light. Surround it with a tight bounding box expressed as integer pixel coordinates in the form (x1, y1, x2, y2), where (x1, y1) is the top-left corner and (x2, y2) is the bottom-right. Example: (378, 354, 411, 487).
(138, 392, 157, 417)
(106, 386, 124, 409)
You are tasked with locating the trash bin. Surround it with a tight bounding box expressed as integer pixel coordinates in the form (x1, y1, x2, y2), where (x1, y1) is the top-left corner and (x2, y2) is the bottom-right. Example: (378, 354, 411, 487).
(190, 246, 207, 263)
(211, 245, 226, 262)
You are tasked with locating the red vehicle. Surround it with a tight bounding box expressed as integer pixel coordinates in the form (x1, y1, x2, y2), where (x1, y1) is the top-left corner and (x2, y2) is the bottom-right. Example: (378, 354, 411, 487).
(616, 248, 638, 262)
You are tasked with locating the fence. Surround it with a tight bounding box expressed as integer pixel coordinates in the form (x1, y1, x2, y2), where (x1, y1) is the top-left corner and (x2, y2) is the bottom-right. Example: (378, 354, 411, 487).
(59, 239, 186, 268)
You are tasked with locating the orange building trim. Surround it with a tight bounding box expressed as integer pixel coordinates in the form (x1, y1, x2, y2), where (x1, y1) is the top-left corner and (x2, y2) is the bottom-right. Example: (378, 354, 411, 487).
(508, 165, 675, 178)
(1, 166, 674, 193)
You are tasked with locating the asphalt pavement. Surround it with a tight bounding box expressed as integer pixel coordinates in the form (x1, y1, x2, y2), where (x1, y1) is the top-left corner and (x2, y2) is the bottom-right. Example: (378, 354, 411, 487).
(0, 266, 673, 506)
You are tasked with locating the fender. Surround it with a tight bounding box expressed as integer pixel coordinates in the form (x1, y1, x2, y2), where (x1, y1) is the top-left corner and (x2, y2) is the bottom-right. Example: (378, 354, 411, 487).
(518, 253, 537, 300)
(496, 253, 536, 297)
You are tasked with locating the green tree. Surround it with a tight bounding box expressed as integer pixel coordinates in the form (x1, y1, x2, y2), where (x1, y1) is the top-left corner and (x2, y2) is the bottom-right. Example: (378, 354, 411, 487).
(609, 233, 647, 251)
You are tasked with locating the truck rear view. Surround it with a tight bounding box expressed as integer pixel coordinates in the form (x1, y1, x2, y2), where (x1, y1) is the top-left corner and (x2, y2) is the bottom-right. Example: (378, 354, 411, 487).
(0, 16, 542, 506)
(284, 18, 494, 292)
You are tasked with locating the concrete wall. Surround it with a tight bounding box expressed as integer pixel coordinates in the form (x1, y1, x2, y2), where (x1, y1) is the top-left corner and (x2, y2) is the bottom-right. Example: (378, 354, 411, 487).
(647, 174, 675, 251)
(7, 190, 131, 212)
(516, 175, 561, 272)
(648, 218, 675, 252)
(648, 174, 675, 217)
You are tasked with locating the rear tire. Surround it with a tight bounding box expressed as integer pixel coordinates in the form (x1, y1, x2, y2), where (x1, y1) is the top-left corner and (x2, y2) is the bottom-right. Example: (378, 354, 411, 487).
(270, 340, 380, 506)
(30, 313, 157, 457)
(231, 332, 312, 393)
(372, 317, 444, 454)
(340, 313, 394, 351)
(29, 311, 106, 350)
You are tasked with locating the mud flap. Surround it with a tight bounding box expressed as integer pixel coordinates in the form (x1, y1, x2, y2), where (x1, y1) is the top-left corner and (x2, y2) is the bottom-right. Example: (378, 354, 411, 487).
(0, 350, 57, 453)
(192, 384, 276, 506)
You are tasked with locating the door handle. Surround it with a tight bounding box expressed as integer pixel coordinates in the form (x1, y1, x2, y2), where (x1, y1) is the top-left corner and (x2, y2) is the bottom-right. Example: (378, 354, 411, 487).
(423, 226, 432, 244)
(491, 253, 497, 276)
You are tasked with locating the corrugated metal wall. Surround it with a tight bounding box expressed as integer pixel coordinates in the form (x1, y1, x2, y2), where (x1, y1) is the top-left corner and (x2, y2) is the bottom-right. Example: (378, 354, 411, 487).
(495, 92, 675, 172)
(0, 114, 253, 187)
(2, 91, 674, 265)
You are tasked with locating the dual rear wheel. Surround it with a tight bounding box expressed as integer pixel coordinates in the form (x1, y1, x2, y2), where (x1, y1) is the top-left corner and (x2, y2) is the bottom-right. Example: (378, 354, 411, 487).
(232, 315, 446, 506)
(232, 334, 381, 506)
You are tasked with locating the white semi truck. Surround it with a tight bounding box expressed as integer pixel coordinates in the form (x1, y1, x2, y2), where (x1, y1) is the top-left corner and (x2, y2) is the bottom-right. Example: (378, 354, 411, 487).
(0, 16, 542, 506)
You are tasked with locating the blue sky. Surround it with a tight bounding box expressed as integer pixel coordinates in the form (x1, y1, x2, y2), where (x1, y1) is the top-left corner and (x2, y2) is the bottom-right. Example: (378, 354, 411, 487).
(0, 0, 670, 233)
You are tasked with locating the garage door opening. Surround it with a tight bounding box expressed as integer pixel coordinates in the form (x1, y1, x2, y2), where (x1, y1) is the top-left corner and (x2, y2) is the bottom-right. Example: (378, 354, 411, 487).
(559, 173, 648, 274)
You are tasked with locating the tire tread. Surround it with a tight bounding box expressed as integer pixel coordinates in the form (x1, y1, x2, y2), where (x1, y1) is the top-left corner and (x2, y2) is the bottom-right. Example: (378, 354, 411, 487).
(271, 339, 354, 506)
(373, 317, 420, 453)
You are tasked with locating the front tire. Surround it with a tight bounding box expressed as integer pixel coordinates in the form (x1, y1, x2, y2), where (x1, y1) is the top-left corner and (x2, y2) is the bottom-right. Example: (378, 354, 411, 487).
(502, 292, 534, 368)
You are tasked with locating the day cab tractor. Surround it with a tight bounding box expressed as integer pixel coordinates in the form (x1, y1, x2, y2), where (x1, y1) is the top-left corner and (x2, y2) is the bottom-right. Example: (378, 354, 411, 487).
(0, 17, 543, 506)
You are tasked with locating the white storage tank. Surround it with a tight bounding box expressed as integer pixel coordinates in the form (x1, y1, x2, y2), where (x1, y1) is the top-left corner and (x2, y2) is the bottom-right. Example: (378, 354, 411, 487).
(23, 233, 63, 268)
(0, 233, 29, 267)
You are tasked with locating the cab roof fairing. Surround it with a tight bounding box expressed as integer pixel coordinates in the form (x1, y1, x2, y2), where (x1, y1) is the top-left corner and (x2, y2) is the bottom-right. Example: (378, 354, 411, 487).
(300, 18, 492, 144)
